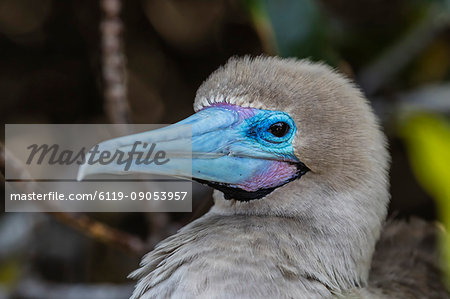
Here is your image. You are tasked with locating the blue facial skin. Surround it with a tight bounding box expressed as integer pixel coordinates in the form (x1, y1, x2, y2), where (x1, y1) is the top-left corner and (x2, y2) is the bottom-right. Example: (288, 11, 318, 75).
(176, 103, 301, 193)
(78, 103, 306, 200)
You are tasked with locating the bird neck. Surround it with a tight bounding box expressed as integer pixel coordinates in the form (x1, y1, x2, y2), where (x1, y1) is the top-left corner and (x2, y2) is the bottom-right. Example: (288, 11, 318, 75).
(210, 173, 389, 293)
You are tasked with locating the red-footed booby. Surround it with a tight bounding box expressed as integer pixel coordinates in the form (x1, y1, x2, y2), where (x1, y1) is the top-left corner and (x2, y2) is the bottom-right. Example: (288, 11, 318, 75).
(78, 56, 448, 298)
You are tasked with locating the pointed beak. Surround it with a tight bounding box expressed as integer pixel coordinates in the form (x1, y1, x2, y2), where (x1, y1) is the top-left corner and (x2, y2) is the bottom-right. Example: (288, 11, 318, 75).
(77, 106, 301, 192)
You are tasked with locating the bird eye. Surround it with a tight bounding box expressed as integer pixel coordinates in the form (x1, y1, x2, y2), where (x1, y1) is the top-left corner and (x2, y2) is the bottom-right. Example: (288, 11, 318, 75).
(268, 122, 290, 137)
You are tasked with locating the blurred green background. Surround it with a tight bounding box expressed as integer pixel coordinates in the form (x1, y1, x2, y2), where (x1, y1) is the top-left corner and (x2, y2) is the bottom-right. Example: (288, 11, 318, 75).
(0, 0, 449, 298)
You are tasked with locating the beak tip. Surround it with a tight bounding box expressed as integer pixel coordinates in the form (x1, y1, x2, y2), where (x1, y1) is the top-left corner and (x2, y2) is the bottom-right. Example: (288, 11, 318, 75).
(77, 165, 86, 181)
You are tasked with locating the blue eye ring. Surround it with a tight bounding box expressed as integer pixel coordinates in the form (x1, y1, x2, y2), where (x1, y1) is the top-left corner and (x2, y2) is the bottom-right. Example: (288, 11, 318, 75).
(254, 113, 296, 146)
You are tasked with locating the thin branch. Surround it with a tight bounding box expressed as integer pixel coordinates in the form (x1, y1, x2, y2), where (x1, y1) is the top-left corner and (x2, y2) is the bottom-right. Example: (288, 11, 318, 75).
(52, 212, 145, 255)
(100, 0, 131, 124)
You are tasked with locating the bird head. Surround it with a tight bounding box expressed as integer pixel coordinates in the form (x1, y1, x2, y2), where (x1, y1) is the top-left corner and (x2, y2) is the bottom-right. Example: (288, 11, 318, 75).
(78, 56, 390, 220)
(79, 56, 391, 290)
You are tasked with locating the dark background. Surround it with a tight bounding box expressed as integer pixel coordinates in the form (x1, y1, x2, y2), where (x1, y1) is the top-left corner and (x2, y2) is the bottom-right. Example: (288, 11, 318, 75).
(1, 0, 449, 298)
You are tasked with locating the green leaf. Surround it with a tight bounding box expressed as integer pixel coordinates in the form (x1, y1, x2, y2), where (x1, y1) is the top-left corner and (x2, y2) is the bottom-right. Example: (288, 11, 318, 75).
(400, 113, 450, 286)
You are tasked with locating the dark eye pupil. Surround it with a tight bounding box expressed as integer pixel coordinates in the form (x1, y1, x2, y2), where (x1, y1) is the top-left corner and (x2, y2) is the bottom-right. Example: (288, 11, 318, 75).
(268, 122, 290, 137)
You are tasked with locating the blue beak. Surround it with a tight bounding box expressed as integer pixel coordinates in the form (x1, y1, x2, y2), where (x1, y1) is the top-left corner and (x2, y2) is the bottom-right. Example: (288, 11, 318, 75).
(78, 105, 307, 199)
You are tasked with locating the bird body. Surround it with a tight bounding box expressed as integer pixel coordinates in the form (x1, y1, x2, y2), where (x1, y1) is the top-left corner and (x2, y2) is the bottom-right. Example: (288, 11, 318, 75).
(131, 213, 369, 298)
(78, 56, 449, 298)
